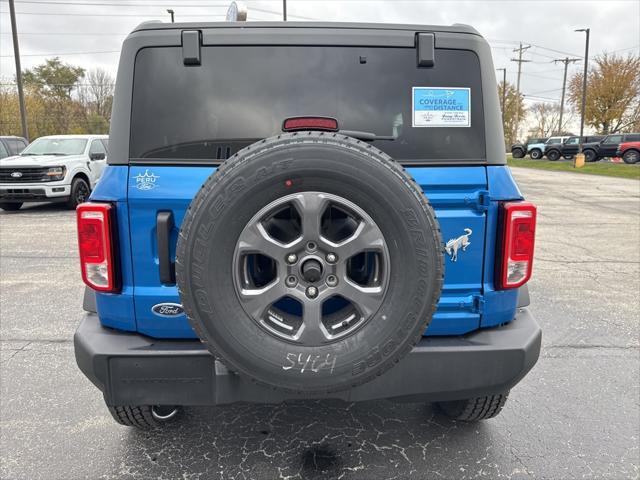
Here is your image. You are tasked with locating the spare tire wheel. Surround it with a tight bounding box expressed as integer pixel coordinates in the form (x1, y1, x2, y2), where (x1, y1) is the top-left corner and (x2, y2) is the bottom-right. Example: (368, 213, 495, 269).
(176, 132, 444, 393)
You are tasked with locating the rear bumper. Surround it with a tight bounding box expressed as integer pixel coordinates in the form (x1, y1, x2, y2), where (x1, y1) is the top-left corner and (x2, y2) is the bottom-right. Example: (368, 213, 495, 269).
(74, 308, 541, 406)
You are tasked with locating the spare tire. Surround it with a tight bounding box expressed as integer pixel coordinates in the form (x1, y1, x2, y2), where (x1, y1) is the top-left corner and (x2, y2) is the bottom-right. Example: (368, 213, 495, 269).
(176, 132, 443, 393)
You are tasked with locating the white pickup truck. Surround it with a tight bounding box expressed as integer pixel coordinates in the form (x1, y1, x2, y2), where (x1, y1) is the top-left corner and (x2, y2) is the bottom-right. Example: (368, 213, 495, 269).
(0, 135, 108, 211)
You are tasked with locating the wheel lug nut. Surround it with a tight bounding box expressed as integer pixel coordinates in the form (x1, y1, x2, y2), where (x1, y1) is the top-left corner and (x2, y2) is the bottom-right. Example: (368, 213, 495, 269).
(286, 253, 298, 264)
(326, 275, 338, 287)
(326, 252, 337, 263)
(285, 275, 298, 288)
(306, 286, 318, 298)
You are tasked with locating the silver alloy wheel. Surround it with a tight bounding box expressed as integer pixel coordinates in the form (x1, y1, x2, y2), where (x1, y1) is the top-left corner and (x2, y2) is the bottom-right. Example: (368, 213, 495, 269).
(233, 192, 390, 346)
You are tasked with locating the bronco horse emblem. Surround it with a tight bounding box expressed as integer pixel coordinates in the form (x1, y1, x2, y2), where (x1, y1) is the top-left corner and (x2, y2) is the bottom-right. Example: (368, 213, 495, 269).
(445, 228, 472, 262)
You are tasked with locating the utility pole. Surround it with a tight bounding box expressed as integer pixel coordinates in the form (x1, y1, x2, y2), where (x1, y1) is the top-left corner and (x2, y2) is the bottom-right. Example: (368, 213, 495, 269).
(496, 68, 507, 120)
(575, 28, 590, 156)
(8, 0, 28, 141)
(553, 57, 580, 135)
(510, 43, 531, 142)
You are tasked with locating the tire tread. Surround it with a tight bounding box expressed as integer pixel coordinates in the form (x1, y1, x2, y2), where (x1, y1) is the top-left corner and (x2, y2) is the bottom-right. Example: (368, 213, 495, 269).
(108, 405, 159, 429)
(436, 392, 509, 421)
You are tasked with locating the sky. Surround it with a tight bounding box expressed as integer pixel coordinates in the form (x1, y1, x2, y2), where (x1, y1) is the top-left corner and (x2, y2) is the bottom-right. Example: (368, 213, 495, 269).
(1, 0, 639, 133)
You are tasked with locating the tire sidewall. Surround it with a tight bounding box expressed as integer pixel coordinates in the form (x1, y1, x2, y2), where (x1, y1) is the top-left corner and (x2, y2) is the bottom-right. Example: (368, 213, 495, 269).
(177, 135, 443, 393)
(530, 149, 542, 159)
(584, 150, 597, 162)
(623, 150, 639, 164)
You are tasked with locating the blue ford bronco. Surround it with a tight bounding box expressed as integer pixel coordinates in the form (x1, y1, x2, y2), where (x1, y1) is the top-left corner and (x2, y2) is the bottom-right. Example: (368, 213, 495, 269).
(74, 21, 541, 429)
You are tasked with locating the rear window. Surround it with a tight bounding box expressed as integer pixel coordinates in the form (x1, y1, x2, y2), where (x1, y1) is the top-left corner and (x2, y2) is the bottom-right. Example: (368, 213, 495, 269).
(130, 46, 485, 163)
(626, 134, 640, 142)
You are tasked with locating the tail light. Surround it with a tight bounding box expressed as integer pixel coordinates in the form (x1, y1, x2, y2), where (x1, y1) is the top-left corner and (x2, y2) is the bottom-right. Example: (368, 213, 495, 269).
(77, 203, 118, 293)
(497, 201, 537, 290)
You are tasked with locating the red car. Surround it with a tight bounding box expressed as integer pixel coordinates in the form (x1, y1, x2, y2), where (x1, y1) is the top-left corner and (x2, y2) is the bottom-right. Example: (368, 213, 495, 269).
(616, 141, 640, 164)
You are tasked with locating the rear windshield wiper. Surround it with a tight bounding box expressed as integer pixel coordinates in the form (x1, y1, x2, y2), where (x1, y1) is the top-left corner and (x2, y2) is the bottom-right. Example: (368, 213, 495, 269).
(42, 152, 66, 156)
(339, 130, 396, 142)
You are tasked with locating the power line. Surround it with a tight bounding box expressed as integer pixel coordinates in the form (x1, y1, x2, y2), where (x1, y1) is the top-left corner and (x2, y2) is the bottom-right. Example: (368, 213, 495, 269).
(0, 9, 177, 15)
(603, 44, 640, 55)
(0, 50, 119, 57)
(1, 82, 115, 86)
(523, 94, 561, 102)
(521, 71, 564, 81)
(0, 32, 131, 35)
(528, 42, 581, 58)
(0, 8, 311, 19)
(490, 38, 581, 57)
(527, 88, 563, 95)
(8, 0, 228, 6)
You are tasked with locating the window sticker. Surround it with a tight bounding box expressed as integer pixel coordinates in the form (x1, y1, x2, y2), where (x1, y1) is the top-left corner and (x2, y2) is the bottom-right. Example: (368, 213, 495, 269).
(412, 87, 471, 127)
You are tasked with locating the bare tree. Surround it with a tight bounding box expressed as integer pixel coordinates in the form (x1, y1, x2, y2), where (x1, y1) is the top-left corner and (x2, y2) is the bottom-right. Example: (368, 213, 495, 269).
(529, 102, 565, 137)
(81, 68, 115, 119)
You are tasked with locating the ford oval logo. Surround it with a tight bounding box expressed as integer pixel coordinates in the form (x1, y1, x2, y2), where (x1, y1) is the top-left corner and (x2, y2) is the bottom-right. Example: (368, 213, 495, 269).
(151, 303, 184, 317)
(10, 172, 22, 178)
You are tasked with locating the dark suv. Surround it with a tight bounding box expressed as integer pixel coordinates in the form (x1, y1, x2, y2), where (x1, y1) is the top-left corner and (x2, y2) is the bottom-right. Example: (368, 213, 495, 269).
(544, 135, 604, 161)
(74, 21, 541, 429)
(0, 136, 28, 159)
(583, 133, 640, 162)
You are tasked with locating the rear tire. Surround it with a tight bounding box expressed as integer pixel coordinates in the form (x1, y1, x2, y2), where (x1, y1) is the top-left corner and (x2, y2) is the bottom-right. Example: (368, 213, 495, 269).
(0, 202, 22, 211)
(67, 177, 91, 209)
(529, 149, 542, 160)
(435, 392, 509, 421)
(584, 149, 598, 162)
(511, 148, 524, 159)
(546, 150, 560, 161)
(108, 405, 180, 429)
(622, 149, 639, 164)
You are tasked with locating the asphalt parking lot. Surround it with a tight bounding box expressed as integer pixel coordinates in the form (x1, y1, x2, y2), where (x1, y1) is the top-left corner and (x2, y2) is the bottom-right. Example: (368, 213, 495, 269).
(1, 168, 638, 480)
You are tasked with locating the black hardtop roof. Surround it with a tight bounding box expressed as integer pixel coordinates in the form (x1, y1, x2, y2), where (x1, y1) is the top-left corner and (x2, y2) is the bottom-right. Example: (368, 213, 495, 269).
(132, 20, 481, 36)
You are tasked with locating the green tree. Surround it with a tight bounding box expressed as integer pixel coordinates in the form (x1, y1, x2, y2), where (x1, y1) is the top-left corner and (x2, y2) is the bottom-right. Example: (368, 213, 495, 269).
(568, 53, 640, 134)
(498, 81, 526, 148)
(23, 57, 85, 100)
(19, 58, 87, 134)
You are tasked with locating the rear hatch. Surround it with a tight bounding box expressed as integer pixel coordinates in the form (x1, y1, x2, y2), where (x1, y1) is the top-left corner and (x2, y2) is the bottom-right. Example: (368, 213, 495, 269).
(122, 31, 491, 338)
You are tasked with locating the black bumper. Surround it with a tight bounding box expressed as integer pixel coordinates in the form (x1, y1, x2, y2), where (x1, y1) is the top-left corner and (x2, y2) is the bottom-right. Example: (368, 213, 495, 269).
(0, 188, 67, 203)
(74, 309, 541, 406)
